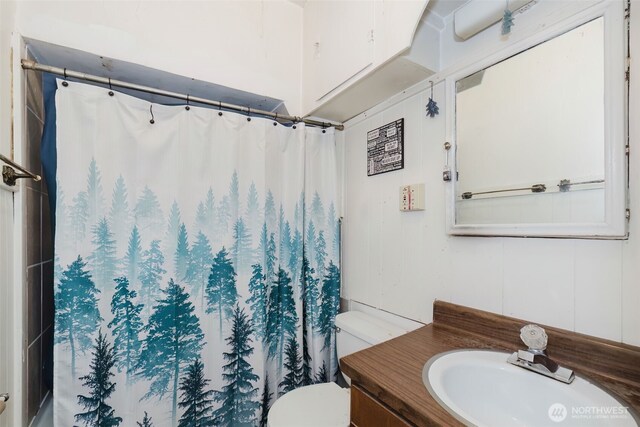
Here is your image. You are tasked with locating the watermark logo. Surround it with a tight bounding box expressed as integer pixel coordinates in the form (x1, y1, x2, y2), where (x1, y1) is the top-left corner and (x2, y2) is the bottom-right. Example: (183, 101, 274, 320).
(548, 403, 631, 423)
(548, 403, 568, 423)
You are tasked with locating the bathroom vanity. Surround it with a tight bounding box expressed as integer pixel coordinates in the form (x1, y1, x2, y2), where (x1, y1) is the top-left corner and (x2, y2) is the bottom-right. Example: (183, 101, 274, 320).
(341, 301, 640, 426)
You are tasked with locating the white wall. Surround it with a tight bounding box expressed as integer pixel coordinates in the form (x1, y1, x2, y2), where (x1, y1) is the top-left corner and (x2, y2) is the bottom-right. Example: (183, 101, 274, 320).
(1, 0, 15, 155)
(14, 0, 303, 115)
(342, 1, 640, 346)
(0, 2, 19, 426)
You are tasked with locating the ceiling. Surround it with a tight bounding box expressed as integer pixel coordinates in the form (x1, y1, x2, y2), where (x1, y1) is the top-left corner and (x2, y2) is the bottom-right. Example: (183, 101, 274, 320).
(289, 0, 469, 18)
(424, 0, 470, 20)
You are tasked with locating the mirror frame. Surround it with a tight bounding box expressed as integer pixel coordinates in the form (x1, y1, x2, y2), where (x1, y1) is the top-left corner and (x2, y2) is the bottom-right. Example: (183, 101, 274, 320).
(445, 1, 628, 238)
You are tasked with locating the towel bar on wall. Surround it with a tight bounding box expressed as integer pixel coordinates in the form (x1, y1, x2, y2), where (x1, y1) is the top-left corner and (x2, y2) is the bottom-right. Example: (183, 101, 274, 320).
(0, 393, 9, 415)
(0, 154, 41, 187)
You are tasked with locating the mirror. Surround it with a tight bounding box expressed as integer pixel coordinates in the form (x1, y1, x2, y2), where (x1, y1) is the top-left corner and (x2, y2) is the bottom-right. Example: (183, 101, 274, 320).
(448, 7, 627, 238)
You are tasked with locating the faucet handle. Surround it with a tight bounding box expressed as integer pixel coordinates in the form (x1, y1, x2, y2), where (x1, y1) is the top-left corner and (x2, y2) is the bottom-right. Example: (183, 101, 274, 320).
(520, 324, 548, 351)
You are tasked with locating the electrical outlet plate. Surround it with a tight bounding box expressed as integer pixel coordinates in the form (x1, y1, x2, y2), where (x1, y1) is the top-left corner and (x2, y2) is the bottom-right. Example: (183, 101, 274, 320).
(399, 183, 425, 211)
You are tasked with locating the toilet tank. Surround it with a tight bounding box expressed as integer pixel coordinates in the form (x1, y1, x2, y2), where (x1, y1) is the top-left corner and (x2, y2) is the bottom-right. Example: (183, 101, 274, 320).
(335, 311, 410, 364)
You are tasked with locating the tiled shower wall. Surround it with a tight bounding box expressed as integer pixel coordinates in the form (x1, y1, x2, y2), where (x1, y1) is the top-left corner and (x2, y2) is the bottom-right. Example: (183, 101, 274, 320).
(23, 50, 54, 426)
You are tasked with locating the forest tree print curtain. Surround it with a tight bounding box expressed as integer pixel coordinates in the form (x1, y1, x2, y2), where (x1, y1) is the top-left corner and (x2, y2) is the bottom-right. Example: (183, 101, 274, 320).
(52, 80, 340, 427)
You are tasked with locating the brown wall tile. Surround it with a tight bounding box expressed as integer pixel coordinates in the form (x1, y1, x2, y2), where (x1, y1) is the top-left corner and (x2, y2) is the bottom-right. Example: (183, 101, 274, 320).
(42, 193, 53, 262)
(23, 49, 50, 424)
(27, 265, 42, 345)
(25, 187, 41, 267)
(40, 327, 53, 402)
(27, 337, 42, 425)
(24, 110, 43, 192)
(42, 261, 54, 331)
(26, 69, 44, 122)
(25, 49, 43, 120)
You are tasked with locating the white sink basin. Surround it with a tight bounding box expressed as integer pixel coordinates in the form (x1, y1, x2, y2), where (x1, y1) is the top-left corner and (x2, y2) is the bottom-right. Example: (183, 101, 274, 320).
(423, 350, 638, 427)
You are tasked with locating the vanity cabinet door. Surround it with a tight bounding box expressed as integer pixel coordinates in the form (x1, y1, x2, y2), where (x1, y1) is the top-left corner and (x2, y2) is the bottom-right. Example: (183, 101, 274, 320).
(351, 384, 413, 427)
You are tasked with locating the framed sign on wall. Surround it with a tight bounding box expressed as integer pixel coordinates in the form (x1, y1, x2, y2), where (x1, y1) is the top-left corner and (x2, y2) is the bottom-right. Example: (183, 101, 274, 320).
(367, 118, 404, 176)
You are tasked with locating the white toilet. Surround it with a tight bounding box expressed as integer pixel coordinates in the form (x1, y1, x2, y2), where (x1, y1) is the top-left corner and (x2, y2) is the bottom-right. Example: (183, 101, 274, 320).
(267, 310, 412, 427)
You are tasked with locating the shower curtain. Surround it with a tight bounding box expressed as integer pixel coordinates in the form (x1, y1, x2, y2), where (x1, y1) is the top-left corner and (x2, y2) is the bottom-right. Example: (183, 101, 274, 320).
(51, 79, 340, 426)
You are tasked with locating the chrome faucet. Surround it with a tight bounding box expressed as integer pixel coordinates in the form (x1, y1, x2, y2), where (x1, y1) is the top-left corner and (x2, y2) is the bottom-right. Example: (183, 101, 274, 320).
(507, 324, 575, 384)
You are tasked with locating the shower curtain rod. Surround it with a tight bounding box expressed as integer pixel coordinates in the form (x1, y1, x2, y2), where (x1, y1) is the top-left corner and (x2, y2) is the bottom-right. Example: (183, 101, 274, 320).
(21, 59, 344, 131)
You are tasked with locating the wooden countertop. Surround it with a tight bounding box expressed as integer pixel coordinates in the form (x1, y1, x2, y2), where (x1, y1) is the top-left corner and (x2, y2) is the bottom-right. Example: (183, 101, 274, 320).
(340, 301, 640, 426)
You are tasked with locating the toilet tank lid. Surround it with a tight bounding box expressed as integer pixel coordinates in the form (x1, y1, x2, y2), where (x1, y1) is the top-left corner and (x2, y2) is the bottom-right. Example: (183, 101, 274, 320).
(335, 311, 410, 345)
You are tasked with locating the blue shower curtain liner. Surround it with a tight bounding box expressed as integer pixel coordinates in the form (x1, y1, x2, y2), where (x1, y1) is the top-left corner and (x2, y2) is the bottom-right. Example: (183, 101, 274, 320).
(49, 79, 341, 427)
(41, 73, 58, 229)
(41, 72, 58, 393)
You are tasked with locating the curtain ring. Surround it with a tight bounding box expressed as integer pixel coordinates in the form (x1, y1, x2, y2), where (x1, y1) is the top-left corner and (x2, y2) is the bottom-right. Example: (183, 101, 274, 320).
(185, 94, 190, 111)
(292, 118, 297, 130)
(149, 104, 155, 124)
(247, 107, 251, 122)
(108, 78, 114, 96)
(273, 112, 278, 126)
(218, 101, 223, 116)
(61, 68, 69, 87)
